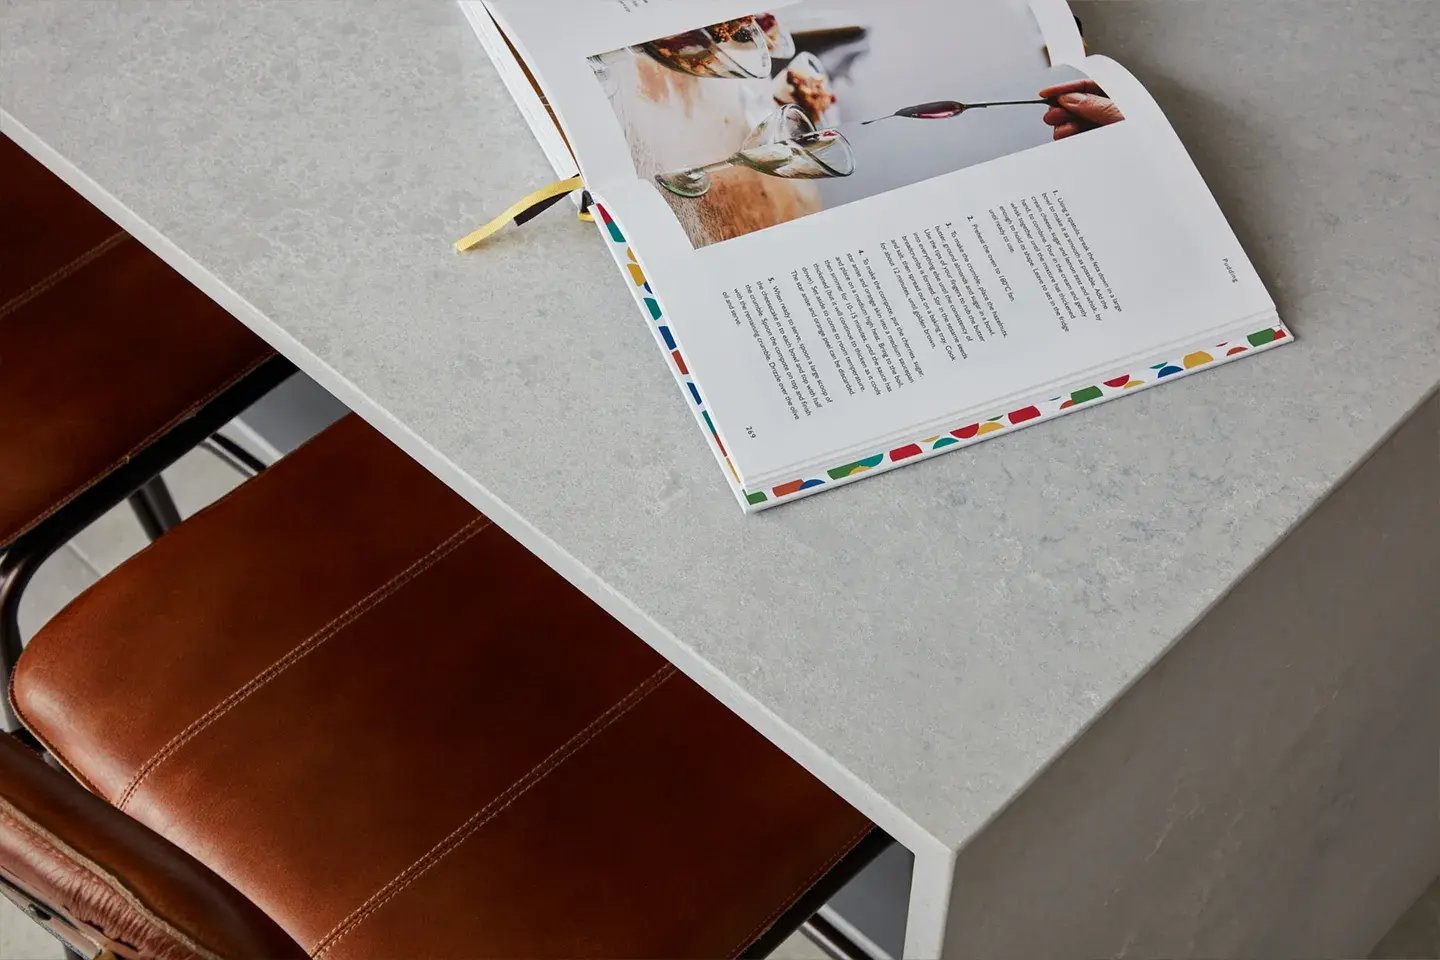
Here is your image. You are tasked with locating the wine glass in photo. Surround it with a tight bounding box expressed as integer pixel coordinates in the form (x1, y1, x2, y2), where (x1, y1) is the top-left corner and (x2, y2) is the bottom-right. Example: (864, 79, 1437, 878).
(754, 13, 796, 59)
(589, 48, 627, 96)
(640, 17, 772, 80)
(655, 103, 856, 199)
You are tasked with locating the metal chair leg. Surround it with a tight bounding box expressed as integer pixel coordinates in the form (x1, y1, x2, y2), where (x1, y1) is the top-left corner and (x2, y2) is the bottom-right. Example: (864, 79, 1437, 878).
(202, 431, 269, 477)
(740, 829, 893, 959)
(798, 912, 880, 960)
(127, 477, 182, 542)
(0, 550, 44, 733)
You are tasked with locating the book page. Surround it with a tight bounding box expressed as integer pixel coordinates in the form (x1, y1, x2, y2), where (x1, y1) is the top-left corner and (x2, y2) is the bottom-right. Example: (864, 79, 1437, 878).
(482, 0, 1083, 190)
(481, 0, 1275, 485)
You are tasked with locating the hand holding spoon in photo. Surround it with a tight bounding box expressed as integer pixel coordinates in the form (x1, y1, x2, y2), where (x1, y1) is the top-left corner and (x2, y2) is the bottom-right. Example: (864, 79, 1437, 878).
(1037, 79, 1125, 139)
(860, 80, 1125, 139)
(860, 98, 1048, 125)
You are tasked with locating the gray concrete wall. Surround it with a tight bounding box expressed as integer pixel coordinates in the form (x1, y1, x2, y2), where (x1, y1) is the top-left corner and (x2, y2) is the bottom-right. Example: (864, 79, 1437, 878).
(940, 393, 1440, 957)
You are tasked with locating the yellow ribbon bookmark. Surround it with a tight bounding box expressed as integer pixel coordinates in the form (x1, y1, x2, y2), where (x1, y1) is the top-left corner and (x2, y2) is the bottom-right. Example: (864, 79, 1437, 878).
(454, 175, 585, 252)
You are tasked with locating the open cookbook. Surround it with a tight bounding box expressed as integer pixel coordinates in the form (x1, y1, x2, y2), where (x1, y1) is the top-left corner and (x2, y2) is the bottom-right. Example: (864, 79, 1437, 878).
(461, 0, 1291, 512)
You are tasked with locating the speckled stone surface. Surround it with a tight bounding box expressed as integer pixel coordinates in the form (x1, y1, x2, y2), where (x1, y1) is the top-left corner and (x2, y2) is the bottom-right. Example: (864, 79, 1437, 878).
(3, 0, 1435, 874)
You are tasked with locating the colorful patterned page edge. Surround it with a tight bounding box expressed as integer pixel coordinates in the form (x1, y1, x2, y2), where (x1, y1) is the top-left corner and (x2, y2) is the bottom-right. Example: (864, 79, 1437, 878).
(592, 203, 1292, 513)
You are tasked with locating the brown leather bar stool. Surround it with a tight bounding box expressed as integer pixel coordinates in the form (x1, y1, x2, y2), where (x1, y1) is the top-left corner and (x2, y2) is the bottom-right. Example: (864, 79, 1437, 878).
(3, 415, 881, 959)
(0, 134, 293, 719)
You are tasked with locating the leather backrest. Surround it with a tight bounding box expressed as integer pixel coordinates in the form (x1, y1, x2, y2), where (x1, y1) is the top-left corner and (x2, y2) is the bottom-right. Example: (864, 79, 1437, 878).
(0, 134, 276, 552)
(0, 734, 303, 959)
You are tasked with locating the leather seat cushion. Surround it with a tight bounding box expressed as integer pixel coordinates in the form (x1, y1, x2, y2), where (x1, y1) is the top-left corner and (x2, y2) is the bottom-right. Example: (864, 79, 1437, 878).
(0, 734, 305, 959)
(13, 416, 873, 958)
(0, 134, 274, 549)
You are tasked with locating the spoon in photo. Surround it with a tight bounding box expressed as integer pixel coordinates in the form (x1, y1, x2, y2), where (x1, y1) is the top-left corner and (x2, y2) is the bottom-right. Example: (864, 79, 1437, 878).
(861, 99, 1049, 124)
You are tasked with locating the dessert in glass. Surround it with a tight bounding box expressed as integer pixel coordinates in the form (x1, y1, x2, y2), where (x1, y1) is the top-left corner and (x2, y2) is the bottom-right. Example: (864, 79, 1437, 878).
(640, 17, 772, 79)
(773, 51, 838, 126)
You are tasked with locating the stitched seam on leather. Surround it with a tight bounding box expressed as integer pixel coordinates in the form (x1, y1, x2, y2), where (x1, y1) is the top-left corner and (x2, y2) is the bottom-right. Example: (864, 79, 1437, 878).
(0, 349, 278, 550)
(725, 823, 874, 958)
(115, 515, 494, 810)
(310, 664, 678, 959)
(0, 231, 127, 319)
(0, 798, 224, 960)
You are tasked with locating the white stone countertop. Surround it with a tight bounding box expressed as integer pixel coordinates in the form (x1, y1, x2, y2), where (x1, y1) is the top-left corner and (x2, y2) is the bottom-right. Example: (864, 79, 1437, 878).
(4, 2, 1436, 947)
